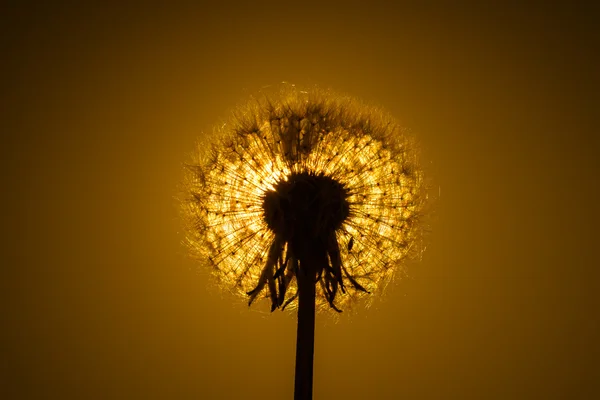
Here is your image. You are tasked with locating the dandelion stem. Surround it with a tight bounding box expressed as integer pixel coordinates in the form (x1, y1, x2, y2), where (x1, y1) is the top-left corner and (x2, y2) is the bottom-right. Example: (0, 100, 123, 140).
(294, 257, 318, 400)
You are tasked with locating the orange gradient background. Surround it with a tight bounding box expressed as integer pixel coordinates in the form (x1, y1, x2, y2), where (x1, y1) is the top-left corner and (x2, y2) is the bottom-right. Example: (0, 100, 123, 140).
(2, 3, 598, 399)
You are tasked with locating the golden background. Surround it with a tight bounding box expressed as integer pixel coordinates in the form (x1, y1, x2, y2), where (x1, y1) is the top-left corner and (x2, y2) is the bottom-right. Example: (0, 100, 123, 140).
(2, 3, 598, 399)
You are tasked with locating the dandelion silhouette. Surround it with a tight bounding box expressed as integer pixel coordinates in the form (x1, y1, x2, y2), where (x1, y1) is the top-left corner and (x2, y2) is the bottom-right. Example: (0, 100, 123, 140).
(181, 85, 424, 399)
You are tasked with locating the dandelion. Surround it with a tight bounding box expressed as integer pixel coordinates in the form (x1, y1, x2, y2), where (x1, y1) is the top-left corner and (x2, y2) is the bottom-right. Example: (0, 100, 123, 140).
(180, 85, 425, 399)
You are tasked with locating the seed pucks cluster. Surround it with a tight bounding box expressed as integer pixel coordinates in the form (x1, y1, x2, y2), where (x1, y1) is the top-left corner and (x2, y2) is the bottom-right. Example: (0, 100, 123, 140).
(181, 87, 424, 312)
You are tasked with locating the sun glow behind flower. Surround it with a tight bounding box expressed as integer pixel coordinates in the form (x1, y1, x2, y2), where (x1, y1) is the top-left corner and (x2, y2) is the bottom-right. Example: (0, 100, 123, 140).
(182, 87, 424, 312)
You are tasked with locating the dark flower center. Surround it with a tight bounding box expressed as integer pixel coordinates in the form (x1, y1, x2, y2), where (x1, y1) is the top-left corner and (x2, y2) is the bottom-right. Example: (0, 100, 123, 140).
(262, 172, 350, 259)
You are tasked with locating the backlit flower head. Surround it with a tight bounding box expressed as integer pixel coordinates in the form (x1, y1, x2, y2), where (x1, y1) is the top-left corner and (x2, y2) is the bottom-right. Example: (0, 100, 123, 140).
(181, 86, 425, 313)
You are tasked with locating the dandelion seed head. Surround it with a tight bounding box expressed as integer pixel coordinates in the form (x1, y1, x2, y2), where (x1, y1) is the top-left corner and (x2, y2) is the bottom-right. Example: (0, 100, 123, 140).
(181, 85, 425, 312)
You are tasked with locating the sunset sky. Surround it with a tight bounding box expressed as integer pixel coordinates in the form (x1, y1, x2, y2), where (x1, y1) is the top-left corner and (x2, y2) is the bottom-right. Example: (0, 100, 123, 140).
(2, 3, 598, 399)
